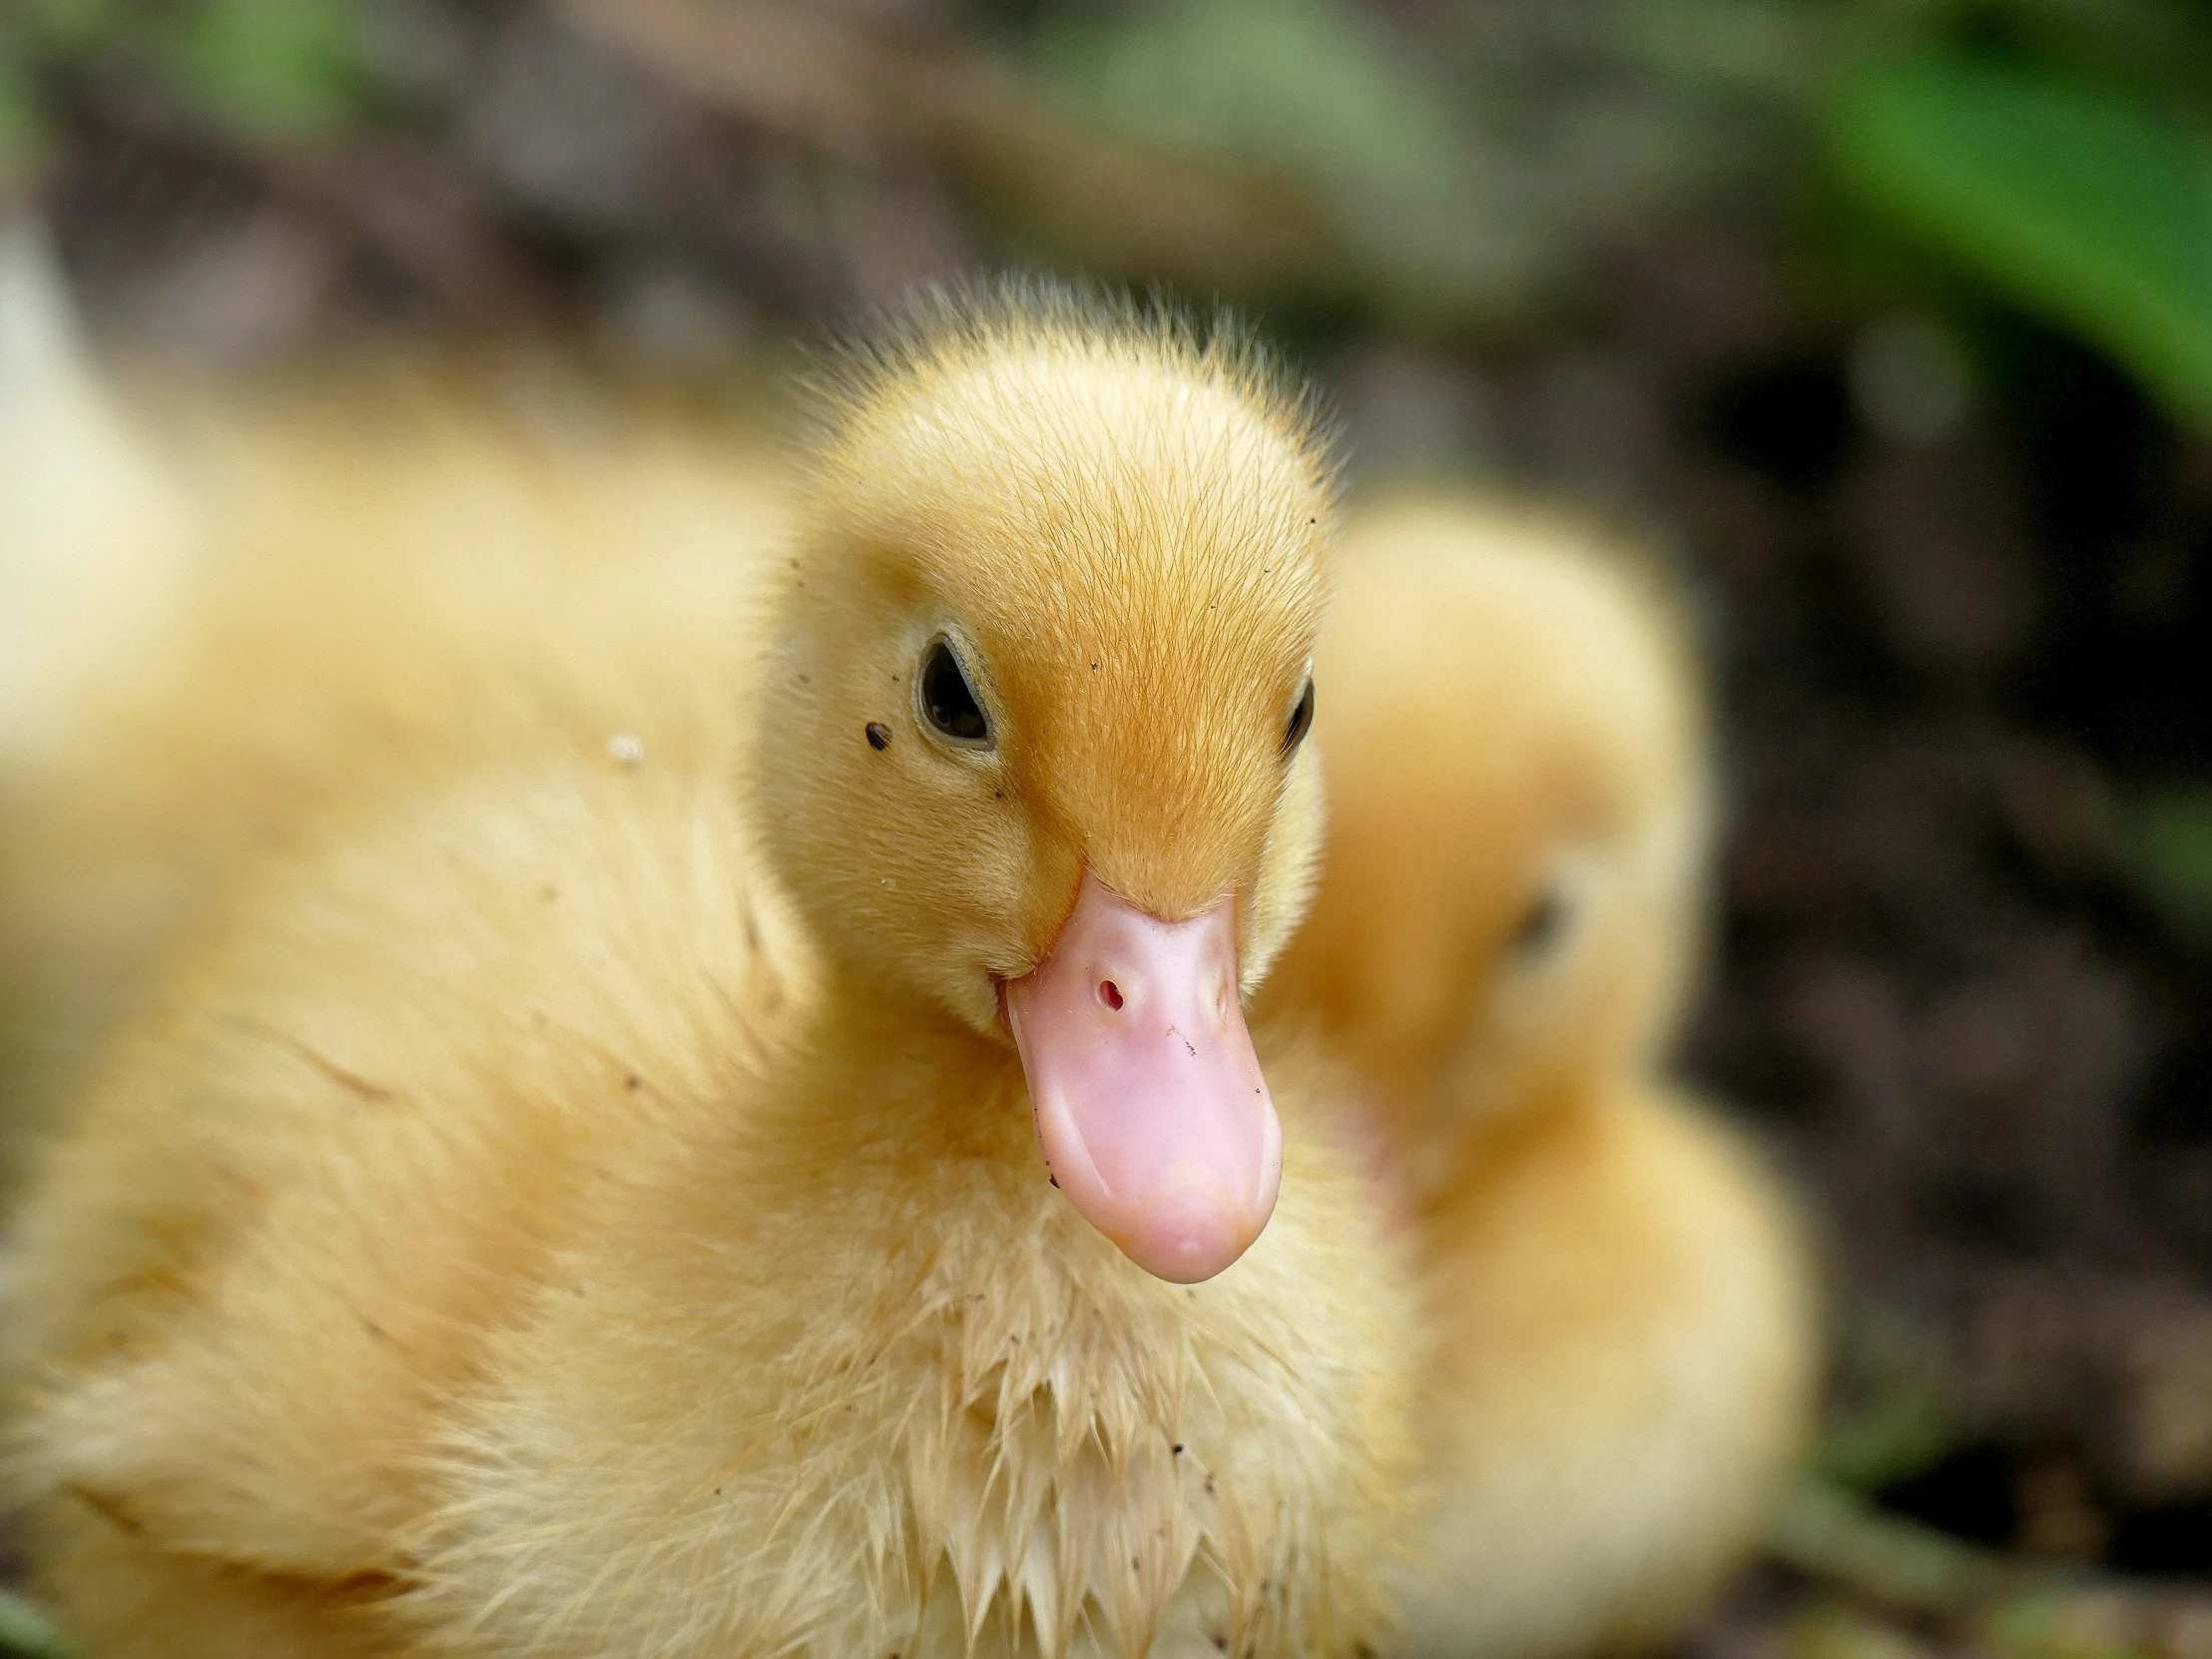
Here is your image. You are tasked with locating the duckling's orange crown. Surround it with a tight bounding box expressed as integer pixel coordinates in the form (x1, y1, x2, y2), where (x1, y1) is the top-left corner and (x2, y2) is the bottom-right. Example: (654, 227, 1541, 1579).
(801, 277, 1334, 474)
(766, 281, 1337, 957)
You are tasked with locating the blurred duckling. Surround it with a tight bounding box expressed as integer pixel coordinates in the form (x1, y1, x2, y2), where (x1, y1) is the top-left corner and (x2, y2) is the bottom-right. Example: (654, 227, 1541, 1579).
(1266, 495, 1820, 1659)
(0, 240, 795, 1179)
(1, 287, 1417, 1657)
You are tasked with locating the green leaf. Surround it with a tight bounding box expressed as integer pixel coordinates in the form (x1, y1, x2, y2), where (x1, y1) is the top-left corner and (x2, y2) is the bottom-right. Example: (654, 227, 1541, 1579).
(1814, 1387, 1956, 1493)
(1829, 56, 2212, 427)
(1789, 1604, 1936, 1659)
(18, 0, 131, 56)
(168, 0, 360, 141)
(2117, 786, 2212, 945)
(1767, 1480, 2033, 1616)
(0, 1586, 72, 1659)
(0, 44, 39, 181)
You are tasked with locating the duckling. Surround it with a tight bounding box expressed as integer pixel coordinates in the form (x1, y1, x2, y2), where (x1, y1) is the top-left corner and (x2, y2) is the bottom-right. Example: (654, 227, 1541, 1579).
(0, 342, 795, 1180)
(2, 286, 1417, 1658)
(0, 217, 189, 768)
(1265, 496, 1819, 1659)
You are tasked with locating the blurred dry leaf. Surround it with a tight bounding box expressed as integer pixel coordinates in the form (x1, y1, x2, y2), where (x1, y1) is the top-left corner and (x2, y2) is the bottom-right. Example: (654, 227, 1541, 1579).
(1024, 0, 1540, 323)
(560, 0, 1341, 300)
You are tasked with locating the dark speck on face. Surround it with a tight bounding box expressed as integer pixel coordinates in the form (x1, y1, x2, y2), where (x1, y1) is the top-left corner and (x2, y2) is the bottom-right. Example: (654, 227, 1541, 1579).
(865, 723, 890, 751)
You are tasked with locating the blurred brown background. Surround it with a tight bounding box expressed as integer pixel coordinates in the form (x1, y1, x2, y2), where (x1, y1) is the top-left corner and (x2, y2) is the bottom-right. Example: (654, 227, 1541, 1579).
(3, 2, 2211, 1656)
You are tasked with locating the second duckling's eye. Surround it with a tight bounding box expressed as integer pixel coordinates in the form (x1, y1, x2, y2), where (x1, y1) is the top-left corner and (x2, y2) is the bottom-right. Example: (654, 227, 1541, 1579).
(1282, 678, 1316, 756)
(920, 638, 992, 747)
(1509, 882, 1571, 959)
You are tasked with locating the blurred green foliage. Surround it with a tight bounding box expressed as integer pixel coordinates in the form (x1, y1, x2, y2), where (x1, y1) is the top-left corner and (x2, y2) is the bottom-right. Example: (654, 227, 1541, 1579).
(1790, 1603, 1936, 1659)
(1026, 0, 1513, 325)
(0, 0, 363, 163)
(1814, 1385, 1958, 1494)
(167, 0, 360, 139)
(1769, 1480, 2034, 1616)
(0, 1587, 70, 1659)
(2117, 788, 2212, 946)
(1829, 55, 2212, 427)
(9, 0, 2212, 414)
(0, 51, 36, 185)
(1806, 1, 2212, 944)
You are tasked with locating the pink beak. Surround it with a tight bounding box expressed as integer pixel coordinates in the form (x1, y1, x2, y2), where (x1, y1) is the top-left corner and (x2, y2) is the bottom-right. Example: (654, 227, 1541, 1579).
(1003, 870, 1284, 1282)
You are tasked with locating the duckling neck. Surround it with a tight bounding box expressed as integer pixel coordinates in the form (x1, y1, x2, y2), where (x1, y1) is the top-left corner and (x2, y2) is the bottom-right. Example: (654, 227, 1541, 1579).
(767, 963, 1036, 1171)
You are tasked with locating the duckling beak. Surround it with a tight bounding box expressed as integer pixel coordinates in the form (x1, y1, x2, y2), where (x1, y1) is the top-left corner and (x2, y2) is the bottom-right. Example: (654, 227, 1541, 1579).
(1003, 870, 1283, 1283)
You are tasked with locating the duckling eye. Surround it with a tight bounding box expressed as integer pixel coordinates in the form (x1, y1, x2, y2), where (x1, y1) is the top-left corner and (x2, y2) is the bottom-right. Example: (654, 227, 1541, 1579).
(919, 638, 991, 747)
(1509, 883, 1571, 958)
(1282, 678, 1315, 756)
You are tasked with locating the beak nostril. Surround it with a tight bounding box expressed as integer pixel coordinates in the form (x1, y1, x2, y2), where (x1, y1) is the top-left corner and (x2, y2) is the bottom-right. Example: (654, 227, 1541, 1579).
(1098, 980, 1125, 1012)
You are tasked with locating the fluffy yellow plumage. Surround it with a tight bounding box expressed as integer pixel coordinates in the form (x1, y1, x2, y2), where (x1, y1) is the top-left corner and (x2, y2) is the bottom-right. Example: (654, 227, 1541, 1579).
(1268, 497, 1820, 1658)
(1, 286, 1418, 1657)
(0, 261, 1816, 1658)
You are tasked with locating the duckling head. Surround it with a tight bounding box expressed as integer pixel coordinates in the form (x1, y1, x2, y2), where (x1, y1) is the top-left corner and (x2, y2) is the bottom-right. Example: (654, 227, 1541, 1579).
(751, 284, 1334, 1283)
(1269, 500, 1711, 1183)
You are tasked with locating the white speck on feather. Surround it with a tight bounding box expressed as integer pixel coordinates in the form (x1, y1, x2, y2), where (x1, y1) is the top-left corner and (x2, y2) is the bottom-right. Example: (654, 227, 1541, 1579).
(608, 733, 646, 768)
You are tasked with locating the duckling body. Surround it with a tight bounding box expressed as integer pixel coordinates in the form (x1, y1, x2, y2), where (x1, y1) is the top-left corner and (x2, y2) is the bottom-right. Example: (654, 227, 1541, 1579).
(1268, 498, 1818, 1659)
(14, 771, 1404, 1658)
(0, 362, 793, 1178)
(3, 293, 1417, 1657)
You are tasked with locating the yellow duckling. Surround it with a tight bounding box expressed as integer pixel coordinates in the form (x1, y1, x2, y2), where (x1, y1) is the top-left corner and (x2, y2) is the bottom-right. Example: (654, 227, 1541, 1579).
(1266, 496, 1820, 1659)
(2, 287, 1417, 1657)
(0, 341, 792, 1178)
